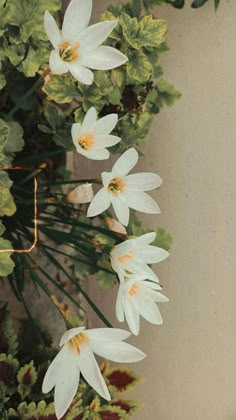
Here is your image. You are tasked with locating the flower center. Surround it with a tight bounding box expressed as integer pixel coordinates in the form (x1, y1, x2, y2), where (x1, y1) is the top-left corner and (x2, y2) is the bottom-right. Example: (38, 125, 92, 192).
(70, 333, 88, 354)
(108, 178, 126, 196)
(128, 283, 139, 297)
(117, 252, 133, 264)
(59, 41, 80, 62)
(78, 134, 94, 150)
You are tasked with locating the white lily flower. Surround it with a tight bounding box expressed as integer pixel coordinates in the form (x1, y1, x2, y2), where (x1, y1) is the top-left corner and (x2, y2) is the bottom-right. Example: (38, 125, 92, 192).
(42, 326, 145, 419)
(116, 274, 169, 335)
(44, 0, 128, 85)
(72, 107, 121, 160)
(110, 232, 169, 282)
(87, 148, 162, 226)
(67, 183, 94, 203)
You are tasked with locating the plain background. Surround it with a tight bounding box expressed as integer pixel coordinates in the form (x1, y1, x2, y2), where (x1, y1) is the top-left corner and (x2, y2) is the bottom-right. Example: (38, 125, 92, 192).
(81, 1, 236, 419)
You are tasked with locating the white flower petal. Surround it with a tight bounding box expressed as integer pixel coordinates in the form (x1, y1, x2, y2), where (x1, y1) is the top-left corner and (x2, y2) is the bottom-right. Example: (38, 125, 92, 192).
(81, 107, 97, 134)
(81, 46, 128, 70)
(69, 62, 94, 84)
(60, 327, 85, 346)
(135, 232, 156, 245)
(101, 171, 112, 188)
(62, 0, 92, 40)
(42, 346, 67, 393)
(123, 295, 140, 336)
(125, 191, 161, 214)
(54, 349, 80, 420)
(86, 328, 130, 341)
(123, 259, 159, 282)
(137, 296, 163, 325)
(140, 280, 162, 291)
(145, 290, 169, 303)
(135, 246, 169, 264)
(124, 173, 162, 191)
(79, 21, 117, 52)
(81, 149, 110, 160)
(112, 148, 138, 177)
(112, 196, 130, 226)
(49, 50, 68, 74)
(116, 285, 125, 322)
(77, 345, 111, 401)
(90, 339, 146, 362)
(93, 113, 118, 135)
(93, 135, 121, 150)
(87, 188, 111, 217)
(44, 11, 62, 48)
(71, 123, 81, 145)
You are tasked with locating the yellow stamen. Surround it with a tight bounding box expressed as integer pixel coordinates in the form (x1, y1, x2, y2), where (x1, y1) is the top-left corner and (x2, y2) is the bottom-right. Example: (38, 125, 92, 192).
(78, 134, 94, 150)
(108, 178, 126, 196)
(58, 41, 80, 62)
(117, 252, 133, 264)
(129, 283, 139, 297)
(70, 333, 88, 355)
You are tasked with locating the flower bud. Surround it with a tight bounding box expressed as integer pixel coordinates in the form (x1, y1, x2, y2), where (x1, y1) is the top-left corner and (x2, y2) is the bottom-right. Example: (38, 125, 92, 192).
(67, 184, 94, 204)
(105, 217, 127, 235)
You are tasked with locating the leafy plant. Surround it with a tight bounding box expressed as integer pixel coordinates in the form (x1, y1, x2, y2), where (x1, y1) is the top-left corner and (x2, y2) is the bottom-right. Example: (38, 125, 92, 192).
(0, 305, 142, 419)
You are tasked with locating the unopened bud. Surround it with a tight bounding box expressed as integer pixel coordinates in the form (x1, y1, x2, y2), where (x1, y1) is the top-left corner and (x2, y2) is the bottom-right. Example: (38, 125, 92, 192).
(67, 183, 94, 204)
(105, 217, 127, 235)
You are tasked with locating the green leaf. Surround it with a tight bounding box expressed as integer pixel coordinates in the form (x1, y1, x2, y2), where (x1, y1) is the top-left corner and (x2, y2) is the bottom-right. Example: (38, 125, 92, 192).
(8, 400, 57, 419)
(0, 171, 16, 217)
(139, 16, 167, 48)
(96, 271, 117, 290)
(43, 74, 79, 104)
(120, 13, 167, 50)
(156, 79, 181, 107)
(120, 14, 140, 49)
(191, 0, 208, 8)
(153, 228, 173, 251)
(2, 0, 62, 42)
(168, 0, 185, 8)
(0, 119, 24, 164)
(0, 222, 5, 236)
(214, 0, 220, 9)
(127, 51, 152, 83)
(0, 239, 15, 276)
(18, 46, 49, 77)
(0, 75, 6, 90)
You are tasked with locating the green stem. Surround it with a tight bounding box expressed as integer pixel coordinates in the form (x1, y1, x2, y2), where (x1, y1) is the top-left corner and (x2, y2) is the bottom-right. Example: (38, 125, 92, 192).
(6, 77, 43, 120)
(42, 247, 113, 328)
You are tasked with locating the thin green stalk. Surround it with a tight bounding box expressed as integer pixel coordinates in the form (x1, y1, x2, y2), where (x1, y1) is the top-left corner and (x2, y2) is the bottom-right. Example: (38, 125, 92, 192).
(42, 247, 113, 328)
(42, 242, 113, 275)
(43, 178, 101, 187)
(27, 252, 85, 313)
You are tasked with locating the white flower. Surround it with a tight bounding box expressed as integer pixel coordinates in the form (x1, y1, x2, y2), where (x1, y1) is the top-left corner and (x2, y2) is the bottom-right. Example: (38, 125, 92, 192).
(42, 326, 145, 419)
(67, 183, 94, 203)
(87, 148, 162, 226)
(44, 0, 128, 85)
(110, 232, 169, 282)
(116, 274, 169, 335)
(72, 107, 121, 160)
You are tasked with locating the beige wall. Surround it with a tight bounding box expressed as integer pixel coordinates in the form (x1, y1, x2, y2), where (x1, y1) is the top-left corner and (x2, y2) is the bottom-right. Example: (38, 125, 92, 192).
(86, 1, 236, 419)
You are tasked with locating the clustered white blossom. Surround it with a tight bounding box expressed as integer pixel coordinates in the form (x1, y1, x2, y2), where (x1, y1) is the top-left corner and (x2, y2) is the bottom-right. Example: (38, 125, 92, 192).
(43, 0, 169, 418)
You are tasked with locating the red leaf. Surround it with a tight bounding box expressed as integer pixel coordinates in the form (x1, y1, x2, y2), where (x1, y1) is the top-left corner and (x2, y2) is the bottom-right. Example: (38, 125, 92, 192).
(107, 369, 135, 391)
(100, 411, 121, 420)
